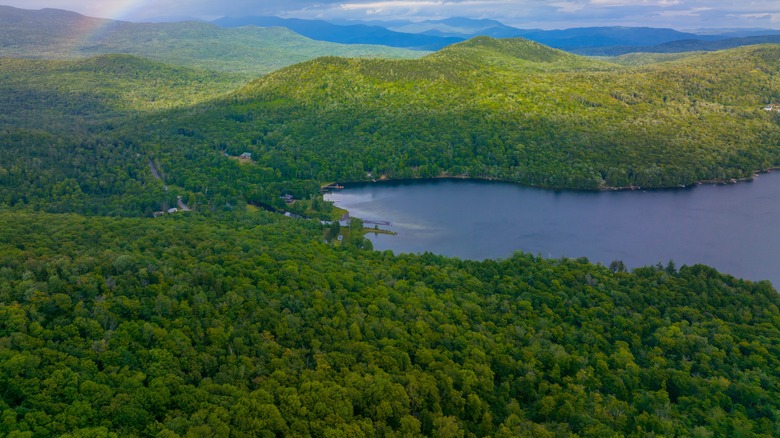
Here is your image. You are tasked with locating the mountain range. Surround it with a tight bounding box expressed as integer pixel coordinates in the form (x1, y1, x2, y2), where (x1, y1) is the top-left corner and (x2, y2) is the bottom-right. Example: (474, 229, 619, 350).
(0, 5, 425, 78)
(575, 34, 780, 56)
(5, 4, 780, 66)
(217, 14, 780, 54)
(213, 15, 463, 51)
(347, 17, 780, 40)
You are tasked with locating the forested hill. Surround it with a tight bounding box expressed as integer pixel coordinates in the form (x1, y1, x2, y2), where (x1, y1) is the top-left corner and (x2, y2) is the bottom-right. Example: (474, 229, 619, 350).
(0, 55, 241, 216)
(0, 55, 241, 125)
(3, 38, 780, 216)
(427, 36, 615, 70)
(135, 38, 780, 209)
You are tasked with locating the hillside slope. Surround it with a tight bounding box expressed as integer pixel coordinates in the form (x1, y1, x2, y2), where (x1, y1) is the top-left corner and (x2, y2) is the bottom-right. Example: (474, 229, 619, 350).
(0, 55, 235, 216)
(0, 55, 240, 128)
(137, 39, 780, 205)
(4, 38, 779, 216)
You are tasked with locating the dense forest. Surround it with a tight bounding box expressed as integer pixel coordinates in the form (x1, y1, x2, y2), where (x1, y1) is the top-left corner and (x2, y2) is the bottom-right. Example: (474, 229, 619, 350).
(1, 210, 778, 436)
(123, 38, 780, 212)
(0, 55, 238, 216)
(1, 17, 780, 435)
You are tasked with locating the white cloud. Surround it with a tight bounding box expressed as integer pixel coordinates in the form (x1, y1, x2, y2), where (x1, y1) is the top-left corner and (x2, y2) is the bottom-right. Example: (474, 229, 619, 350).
(340, 1, 442, 9)
(728, 12, 780, 24)
(657, 7, 711, 17)
(588, 0, 676, 5)
(551, 1, 586, 13)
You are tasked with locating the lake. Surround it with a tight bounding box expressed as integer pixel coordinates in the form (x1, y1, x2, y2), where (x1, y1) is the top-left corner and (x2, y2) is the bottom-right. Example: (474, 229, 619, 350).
(326, 172, 780, 287)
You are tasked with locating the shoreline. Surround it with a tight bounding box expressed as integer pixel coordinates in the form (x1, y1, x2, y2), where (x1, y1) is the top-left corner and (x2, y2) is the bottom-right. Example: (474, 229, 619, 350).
(324, 166, 780, 194)
(324, 166, 780, 229)
(602, 167, 780, 192)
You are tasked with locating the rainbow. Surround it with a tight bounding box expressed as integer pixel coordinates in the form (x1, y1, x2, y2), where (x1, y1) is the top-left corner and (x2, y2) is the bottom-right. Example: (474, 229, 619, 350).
(52, 0, 155, 49)
(79, 0, 155, 22)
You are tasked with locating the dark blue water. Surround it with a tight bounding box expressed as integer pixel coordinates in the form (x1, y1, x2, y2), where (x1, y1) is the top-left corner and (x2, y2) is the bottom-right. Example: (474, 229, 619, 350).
(326, 173, 780, 287)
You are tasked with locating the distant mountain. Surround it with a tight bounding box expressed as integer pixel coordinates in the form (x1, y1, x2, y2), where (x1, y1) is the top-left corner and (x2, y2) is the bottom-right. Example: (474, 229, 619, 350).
(0, 6, 426, 78)
(515, 26, 715, 50)
(215, 16, 661, 51)
(210, 14, 780, 56)
(574, 34, 780, 56)
(213, 16, 463, 51)
(689, 28, 780, 38)
(330, 18, 725, 49)
(333, 18, 780, 57)
(387, 17, 528, 38)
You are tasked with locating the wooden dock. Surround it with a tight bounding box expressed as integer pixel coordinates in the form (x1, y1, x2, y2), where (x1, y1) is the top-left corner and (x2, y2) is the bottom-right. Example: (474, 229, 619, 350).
(363, 220, 391, 226)
(321, 182, 344, 191)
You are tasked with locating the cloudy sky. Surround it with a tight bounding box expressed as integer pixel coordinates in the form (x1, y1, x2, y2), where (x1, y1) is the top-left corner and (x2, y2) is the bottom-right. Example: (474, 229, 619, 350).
(4, 0, 780, 30)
